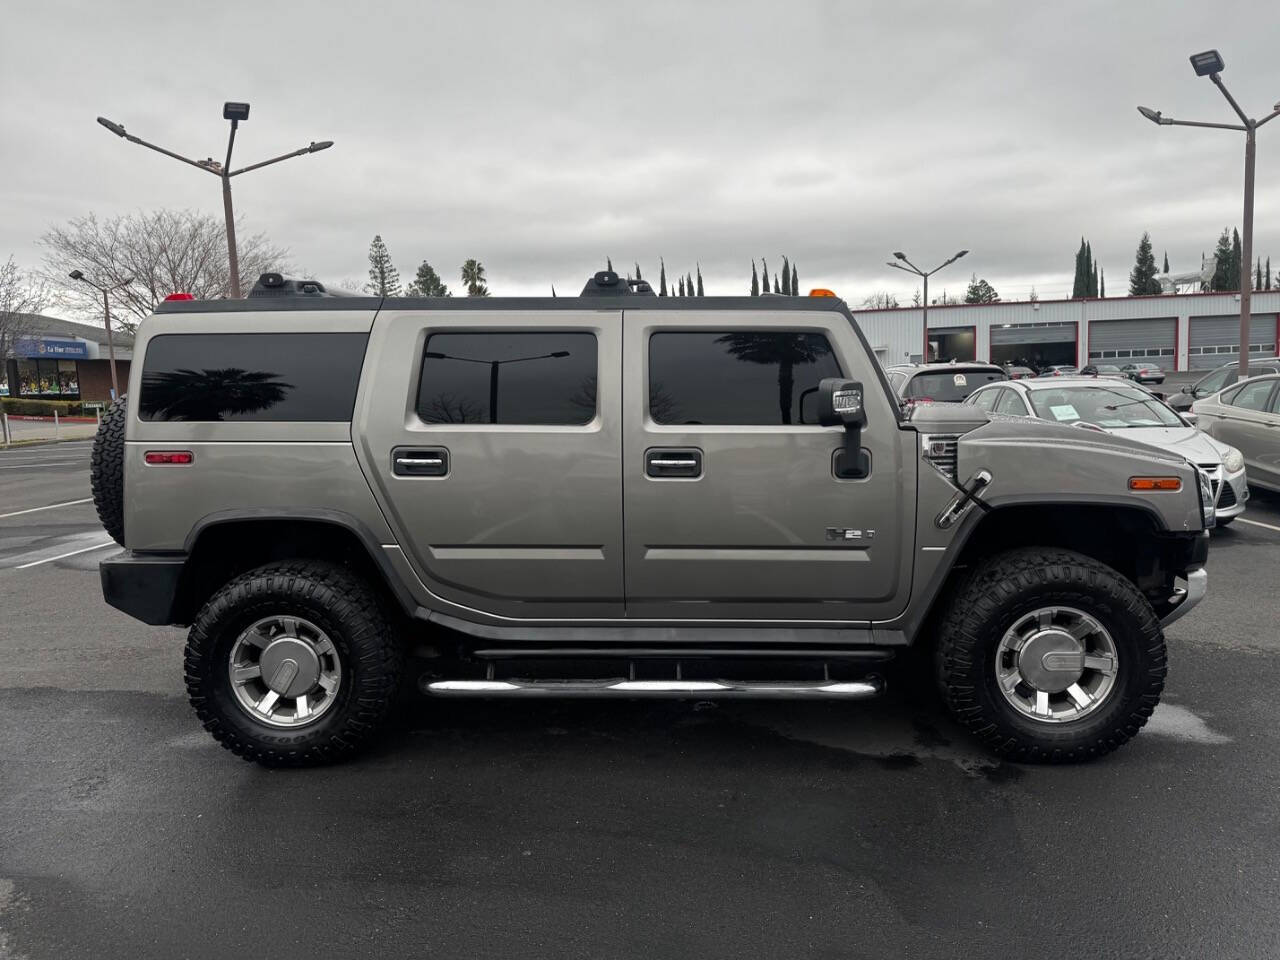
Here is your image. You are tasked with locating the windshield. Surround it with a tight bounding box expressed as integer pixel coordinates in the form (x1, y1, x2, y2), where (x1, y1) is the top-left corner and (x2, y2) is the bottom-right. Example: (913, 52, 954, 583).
(904, 369, 1005, 401)
(1027, 385, 1183, 429)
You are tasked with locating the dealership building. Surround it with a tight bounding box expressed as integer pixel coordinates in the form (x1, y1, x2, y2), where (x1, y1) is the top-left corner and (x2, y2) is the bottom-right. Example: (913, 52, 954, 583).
(852, 290, 1280, 372)
(1, 314, 134, 403)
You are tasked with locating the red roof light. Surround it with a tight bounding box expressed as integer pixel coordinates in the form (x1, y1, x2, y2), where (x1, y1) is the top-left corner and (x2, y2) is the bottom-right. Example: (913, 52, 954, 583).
(164, 292, 195, 301)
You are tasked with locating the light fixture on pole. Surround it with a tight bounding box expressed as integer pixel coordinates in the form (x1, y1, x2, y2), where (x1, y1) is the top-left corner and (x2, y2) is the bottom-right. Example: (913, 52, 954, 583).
(887, 250, 969, 362)
(96, 104, 334, 299)
(1137, 49, 1280, 381)
(68, 270, 132, 400)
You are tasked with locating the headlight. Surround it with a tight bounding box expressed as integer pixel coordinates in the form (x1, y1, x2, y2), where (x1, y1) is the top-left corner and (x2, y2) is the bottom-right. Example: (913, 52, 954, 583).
(1223, 447, 1244, 474)
(1197, 468, 1217, 529)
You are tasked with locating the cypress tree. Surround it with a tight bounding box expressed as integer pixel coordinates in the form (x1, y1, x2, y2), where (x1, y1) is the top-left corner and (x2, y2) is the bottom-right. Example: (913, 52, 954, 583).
(1072, 238, 1087, 298)
(696, 264, 704, 297)
(659, 258, 668, 296)
(1267, 256, 1272, 290)
(678, 276, 685, 297)
(634, 262, 642, 280)
(1210, 229, 1233, 290)
(1230, 229, 1242, 290)
(762, 259, 771, 293)
(551, 285, 557, 298)
(780, 257, 791, 295)
(607, 257, 613, 272)
(1163, 251, 1170, 274)
(750, 260, 759, 296)
(791, 262, 798, 296)
(1100, 268, 1106, 298)
(774, 273, 780, 293)
(1128, 232, 1160, 295)
(1090, 261, 1098, 298)
(1257, 257, 1264, 291)
(1085, 242, 1097, 297)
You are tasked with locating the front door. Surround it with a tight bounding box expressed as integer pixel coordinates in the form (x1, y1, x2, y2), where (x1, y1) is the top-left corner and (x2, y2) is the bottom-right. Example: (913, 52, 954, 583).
(621, 309, 914, 624)
(357, 310, 624, 621)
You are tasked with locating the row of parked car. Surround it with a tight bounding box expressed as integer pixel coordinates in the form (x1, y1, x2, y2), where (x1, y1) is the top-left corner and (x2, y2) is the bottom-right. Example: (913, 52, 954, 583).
(885, 358, 1280, 527)
(1003, 362, 1166, 384)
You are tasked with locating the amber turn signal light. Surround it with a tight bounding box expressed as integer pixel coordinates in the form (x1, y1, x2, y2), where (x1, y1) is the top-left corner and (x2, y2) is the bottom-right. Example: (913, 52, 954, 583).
(1129, 476, 1181, 491)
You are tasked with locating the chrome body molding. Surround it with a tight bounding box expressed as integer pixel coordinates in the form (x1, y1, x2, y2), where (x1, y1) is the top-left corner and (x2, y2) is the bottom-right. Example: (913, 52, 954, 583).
(422, 676, 885, 700)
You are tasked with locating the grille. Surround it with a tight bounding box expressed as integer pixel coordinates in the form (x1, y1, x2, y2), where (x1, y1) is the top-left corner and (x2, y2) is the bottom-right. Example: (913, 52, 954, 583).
(1218, 482, 1237, 508)
(922, 435, 960, 481)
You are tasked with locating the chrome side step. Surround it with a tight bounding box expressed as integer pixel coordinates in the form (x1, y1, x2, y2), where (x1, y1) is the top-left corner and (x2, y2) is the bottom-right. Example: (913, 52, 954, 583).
(422, 676, 885, 700)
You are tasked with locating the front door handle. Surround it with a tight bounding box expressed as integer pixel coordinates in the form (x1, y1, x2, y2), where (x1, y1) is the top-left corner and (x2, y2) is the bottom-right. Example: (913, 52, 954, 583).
(646, 448, 703, 479)
(393, 446, 449, 477)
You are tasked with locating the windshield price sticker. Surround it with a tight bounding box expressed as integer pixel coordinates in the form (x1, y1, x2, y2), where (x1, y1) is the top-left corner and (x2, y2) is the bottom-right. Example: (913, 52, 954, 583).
(1050, 404, 1080, 421)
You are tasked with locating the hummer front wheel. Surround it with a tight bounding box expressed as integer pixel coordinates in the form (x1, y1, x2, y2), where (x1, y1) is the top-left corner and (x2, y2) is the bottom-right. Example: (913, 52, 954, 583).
(936, 547, 1166, 762)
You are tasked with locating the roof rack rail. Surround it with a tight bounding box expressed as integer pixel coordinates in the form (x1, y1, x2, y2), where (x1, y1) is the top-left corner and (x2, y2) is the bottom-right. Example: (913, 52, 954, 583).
(248, 273, 359, 298)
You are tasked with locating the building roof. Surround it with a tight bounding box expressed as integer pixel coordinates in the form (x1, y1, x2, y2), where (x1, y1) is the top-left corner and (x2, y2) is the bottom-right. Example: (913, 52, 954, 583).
(13, 313, 135, 348)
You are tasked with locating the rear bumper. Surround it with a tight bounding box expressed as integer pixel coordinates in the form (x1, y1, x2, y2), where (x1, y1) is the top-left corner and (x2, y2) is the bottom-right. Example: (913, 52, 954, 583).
(100, 552, 187, 626)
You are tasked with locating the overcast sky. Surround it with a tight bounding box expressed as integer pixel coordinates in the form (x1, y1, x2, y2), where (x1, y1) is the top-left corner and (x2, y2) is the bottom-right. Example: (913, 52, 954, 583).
(2, 0, 1277, 306)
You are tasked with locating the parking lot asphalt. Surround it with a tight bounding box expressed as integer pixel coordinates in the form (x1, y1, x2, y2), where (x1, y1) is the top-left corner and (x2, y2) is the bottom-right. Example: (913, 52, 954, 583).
(2, 441, 1280, 959)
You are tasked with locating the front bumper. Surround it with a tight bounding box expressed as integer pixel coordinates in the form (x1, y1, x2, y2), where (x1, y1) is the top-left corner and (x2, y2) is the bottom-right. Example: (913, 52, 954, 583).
(100, 552, 187, 625)
(1215, 468, 1249, 521)
(1159, 567, 1207, 628)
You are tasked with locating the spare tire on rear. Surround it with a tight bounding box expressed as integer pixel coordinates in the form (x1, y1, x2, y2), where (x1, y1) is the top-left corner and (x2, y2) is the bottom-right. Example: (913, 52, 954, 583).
(91, 398, 127, 546)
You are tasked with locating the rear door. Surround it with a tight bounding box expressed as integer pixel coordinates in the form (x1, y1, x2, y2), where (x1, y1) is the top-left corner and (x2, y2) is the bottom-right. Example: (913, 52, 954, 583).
(356, 309, 624, 621)
(1215, 379, 1278, 478)
(621, 308, 914, 624)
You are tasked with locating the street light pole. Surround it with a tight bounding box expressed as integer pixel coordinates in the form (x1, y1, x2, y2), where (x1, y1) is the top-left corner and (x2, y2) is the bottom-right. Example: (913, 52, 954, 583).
(96, 105, 333, 299)
(887, 250, 969, 362)
(1138, 50, 1280, 381)
(68, 271, 132, 400)
(425, 350, 571, 423)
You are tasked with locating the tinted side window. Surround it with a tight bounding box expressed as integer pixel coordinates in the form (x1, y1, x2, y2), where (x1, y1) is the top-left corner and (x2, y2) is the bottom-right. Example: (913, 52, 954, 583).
(139, 333, 368, 422)
(417, 332, 597, 424)
(649, 331, 843, 425)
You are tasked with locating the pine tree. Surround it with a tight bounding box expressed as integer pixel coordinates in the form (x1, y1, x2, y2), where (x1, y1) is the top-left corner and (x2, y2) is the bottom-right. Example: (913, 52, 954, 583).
(1128, 232, 1160, 296)
(366, 235, 402, 296)
(405, 260, 450, 297)
(1162, 251, 1170, 274)
(780, 257, 791, 295)
(1210, 229, 1233, 290)
(964, 274, 999, 303)
(659, 258, 668, 297)
(761, 258, 770, 294)
(696, 264, 704, 297)
(1230, 229, 1242, 291)
(750, 260, 759, 296)
(791, 262, 798, 297)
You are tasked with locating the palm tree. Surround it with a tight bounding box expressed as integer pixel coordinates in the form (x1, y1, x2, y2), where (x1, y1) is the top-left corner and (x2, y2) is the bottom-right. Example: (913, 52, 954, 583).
(714, 333, 832, 424)
(461, 259, 489, 297)
(139, 368, 293, 421)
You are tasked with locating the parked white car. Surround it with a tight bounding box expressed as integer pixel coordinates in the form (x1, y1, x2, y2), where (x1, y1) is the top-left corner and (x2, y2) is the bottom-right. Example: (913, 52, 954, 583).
(1191, 373, 1280, 494)
(965, 377, 1248, 526)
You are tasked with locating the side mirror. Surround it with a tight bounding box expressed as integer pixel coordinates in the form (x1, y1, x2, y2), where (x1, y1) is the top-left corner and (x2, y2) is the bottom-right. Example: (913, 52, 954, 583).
(818, 378, 869, 478)
(1180, 385, 1193, 395)
(1181, 412, 1199, 427)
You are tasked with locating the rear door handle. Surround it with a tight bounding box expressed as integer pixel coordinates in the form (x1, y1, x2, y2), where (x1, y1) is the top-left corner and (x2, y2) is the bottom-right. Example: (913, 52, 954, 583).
(646, 448, 703, 479)
(392, 446, 449, 477)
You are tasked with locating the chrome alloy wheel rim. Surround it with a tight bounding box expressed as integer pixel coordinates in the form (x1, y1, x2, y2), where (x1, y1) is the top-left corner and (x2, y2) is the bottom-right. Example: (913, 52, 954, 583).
(994, 606, 1118, 723)
(228, 616, 342, 728)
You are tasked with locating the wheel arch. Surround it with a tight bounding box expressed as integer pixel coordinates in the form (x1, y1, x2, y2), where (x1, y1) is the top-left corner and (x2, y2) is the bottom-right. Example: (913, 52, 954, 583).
(174, 510, 417, 625)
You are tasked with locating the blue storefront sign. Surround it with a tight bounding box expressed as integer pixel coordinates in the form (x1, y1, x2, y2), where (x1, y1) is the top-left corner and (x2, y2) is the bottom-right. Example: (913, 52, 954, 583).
(14, 337, 91, 359)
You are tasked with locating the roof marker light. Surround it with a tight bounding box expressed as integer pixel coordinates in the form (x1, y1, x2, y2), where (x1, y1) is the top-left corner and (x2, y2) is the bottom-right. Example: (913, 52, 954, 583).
(809, 288, 838, 298)
(164, 292, 195, 301)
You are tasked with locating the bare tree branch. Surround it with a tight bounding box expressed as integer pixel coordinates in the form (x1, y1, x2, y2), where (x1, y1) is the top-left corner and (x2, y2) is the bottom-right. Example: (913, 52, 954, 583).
(0, 256, 50, 364)
(40, 209, 291, 333)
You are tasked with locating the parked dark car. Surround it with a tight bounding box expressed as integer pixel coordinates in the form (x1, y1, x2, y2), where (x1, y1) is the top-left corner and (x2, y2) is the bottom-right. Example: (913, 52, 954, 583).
(1121, 362, 1165, 385)
(1004, 365, 1036, 380)
(887, 362, 1007, 405)
(1169, 358, 1280, 411)
(1080, 364, 1128, 379)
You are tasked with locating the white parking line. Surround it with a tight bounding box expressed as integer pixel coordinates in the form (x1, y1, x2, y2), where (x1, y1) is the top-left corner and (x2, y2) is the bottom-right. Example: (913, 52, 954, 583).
(15, 539, 116, 569)
(0, 460, 84, 470)
(0, 498, 94, 520)
(1237, 517, 1280, 534)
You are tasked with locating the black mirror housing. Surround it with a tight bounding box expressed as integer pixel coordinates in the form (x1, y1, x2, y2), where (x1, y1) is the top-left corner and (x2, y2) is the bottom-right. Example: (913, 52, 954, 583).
(817, 378, 868, 428)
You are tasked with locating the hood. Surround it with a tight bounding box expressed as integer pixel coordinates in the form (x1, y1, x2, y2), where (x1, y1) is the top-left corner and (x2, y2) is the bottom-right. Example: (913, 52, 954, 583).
(1110, 426, 1227, 467)
(906, 402, 991, 435)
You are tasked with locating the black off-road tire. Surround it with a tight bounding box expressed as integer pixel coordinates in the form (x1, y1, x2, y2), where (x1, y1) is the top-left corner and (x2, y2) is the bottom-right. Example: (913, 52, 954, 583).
(90, 397, 127, 545)
(936, 547, 1166, 763)
(184, 560, 403, 767)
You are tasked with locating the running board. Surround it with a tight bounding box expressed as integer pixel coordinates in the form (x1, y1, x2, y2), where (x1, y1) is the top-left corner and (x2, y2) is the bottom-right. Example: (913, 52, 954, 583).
(421, 676, 885, 700)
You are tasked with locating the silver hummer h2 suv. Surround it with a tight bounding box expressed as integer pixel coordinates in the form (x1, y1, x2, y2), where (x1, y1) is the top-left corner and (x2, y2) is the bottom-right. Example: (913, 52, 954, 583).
(93, 271, 1212, 767)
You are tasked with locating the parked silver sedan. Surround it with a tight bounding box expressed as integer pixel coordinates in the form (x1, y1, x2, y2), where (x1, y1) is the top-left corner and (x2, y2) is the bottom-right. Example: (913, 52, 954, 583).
(1191, 373, 1280, 494)
(965, 376, 1249, 525)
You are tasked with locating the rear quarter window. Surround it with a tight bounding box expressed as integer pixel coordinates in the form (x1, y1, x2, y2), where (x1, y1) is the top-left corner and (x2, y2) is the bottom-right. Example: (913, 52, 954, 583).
(138, 332, 369, 422)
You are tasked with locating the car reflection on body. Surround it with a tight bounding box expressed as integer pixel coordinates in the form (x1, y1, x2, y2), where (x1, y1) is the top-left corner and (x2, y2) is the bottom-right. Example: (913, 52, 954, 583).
(1191, 373, 1280, 494)
(965, 376, 1248, 526)
(1169, 358, 1280, 412)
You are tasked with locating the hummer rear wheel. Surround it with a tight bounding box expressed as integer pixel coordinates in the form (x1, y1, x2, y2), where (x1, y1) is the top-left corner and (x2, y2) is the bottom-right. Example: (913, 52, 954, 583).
(936, 547, 1166, 762)
(184, 560, 402, 767)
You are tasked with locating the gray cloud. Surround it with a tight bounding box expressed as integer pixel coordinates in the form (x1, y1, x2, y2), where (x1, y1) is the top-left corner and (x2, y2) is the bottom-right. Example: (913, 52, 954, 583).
(2, 0, 1276, 306)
